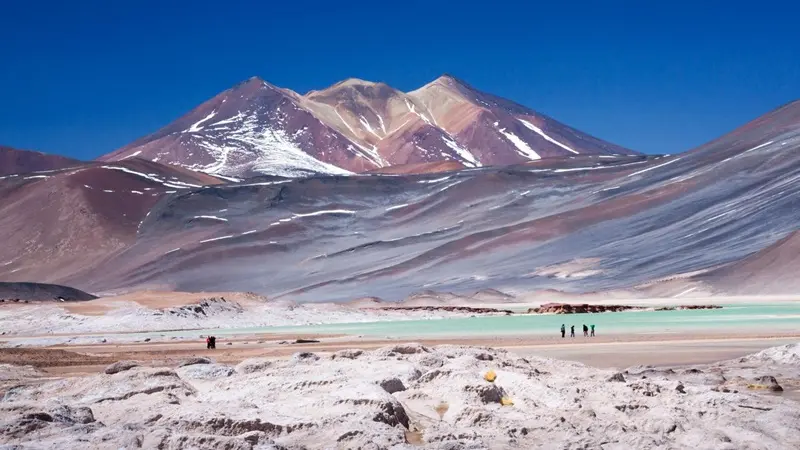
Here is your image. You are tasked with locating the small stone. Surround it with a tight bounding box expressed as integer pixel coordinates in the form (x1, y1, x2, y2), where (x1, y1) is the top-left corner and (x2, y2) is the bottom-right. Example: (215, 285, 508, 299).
(292, 352, 320, 362)
(608, 373, 626, 383)
(676, 383, 686, 394)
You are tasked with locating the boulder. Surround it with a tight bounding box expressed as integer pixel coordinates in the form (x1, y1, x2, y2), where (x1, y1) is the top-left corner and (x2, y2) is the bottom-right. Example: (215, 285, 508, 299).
(178, 357, 214, 367)
(331, 349, 364, 360)
(104, 361, 139, 375)
(50, 405, 95, 424)
(379, 378, 406, 394)
(464, 384, 506, 404)
(236, 358, 274, 374)
(749, 376, 783, 392)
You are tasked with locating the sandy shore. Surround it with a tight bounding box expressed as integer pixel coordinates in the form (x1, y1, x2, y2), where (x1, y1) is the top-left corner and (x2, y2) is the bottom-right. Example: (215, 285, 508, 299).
(5, 331, 797, 377)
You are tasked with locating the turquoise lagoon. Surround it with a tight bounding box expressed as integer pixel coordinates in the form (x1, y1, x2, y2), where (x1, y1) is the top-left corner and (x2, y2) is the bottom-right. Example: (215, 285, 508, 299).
(204, 303, 800, 339)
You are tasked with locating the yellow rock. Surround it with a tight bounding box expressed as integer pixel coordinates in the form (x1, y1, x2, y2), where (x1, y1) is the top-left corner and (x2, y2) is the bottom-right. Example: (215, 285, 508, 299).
(434, 401, 449, 419)
(484, 370, 497, 382)
(500, 396, 514, 406)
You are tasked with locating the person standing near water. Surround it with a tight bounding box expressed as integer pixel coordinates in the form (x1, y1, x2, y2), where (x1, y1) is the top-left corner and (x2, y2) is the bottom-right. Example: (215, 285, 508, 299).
(570, 325, 575, 338)
(582, 324, 588, 337)
(561, 324, 566, 338)
(590, 324, 595, 337)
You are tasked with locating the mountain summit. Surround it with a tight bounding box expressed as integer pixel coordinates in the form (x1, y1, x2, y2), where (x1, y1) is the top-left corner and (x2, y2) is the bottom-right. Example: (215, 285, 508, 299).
(101, 76, 639, 176)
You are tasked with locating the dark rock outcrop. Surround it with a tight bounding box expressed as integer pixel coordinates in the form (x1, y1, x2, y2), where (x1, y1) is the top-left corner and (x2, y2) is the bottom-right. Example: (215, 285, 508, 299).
(379, 306, 513, 315)
(529, 303, 721, 314)
(0, 282, 96, 302)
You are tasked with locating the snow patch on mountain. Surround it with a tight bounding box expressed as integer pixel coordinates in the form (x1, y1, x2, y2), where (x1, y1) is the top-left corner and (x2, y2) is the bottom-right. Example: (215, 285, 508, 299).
(184, 110, 353, 178)
(626, 157, 683, 178)
(359, 115, 381, 139)
(100, 166, 202, 189)
(443, 137, 481, 167)
(518, 118, 579, 154)
(497, 127, 540, 160)
(376, 112, 387, 134)
(405, 98, 433, 125)
(121, 150, 142, 159)
(184, 110, 218, 133)
(192, 215, 228, 222)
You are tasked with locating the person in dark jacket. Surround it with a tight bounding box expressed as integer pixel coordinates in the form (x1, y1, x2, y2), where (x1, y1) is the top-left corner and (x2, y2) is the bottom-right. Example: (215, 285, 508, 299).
(560, 324, 566, 338)
(570, 325, 575, 338)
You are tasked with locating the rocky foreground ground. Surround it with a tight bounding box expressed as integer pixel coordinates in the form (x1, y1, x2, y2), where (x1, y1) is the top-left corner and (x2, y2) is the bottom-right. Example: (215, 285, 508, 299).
(1, 343, 799, 449)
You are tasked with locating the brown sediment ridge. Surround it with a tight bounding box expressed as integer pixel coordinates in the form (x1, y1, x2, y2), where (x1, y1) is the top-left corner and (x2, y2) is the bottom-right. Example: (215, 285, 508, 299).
(528, 303, 722, 314)
(373, 306, 513, 315)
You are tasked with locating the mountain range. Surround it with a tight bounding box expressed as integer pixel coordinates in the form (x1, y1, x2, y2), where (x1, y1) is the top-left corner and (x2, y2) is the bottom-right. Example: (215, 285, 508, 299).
(100, 75, 637, 177)
(1, 76, 799, 302)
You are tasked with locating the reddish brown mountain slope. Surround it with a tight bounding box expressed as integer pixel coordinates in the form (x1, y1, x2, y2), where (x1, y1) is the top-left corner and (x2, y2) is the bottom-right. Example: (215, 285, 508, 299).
(0, 146, 82, 176)
(0, 159, 224, 285)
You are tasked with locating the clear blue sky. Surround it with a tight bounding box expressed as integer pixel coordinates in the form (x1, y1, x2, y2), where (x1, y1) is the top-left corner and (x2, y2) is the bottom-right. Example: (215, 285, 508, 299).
(1, 0, 798, 159)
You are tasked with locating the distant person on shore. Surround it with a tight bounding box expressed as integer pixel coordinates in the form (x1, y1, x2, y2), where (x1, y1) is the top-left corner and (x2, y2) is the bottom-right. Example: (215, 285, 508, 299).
(582, 324, 588, 337)
(570, 325, 575, 338)
(206, 336, 216, 349)
(561, 324, 566, 338)
(590, 324, 595, 337)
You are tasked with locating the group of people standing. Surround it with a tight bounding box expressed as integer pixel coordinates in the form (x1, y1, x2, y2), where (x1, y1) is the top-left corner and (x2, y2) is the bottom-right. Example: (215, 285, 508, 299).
(560, 324, 595, 338)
